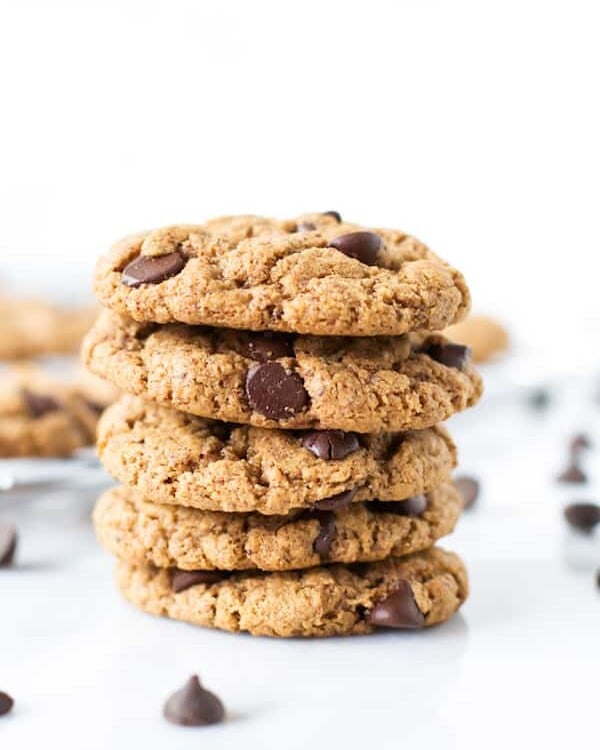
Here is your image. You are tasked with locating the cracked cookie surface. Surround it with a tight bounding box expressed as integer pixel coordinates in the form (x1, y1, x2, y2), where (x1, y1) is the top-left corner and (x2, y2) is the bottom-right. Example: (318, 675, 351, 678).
(94, 483, 461, 571)
(98, 396, 457, 514)
(94, 213, 470, 336)
(83, 311, 482, 433)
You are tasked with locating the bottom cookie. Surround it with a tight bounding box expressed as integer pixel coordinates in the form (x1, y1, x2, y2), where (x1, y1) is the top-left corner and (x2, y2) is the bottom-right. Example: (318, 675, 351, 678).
(115, 547, 467, 637)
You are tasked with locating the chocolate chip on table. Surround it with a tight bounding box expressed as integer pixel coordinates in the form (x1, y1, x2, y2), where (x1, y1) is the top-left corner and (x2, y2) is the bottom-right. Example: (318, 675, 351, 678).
(0, 523, 17, 567)
(312, 511, 337, 558)
(171, 569, 229, 594)
(322, 210, 342, 222)
(366, 580, 425, 629)
(313, 487, 359, 511)
(369, 495, 428, 517)
(296, 221, 317, 232)
(454, 476, 480, 509)
(242, 333, 295, 362)
(0, 691, 14, 717)
(245, 362, 309, 420)
(557, 463, 587, 484)
(121, 250, 187, 287)
(329, 231, 383, 266)
(21, 389, 60, 418)
(163, 675, 225, 727)
(564, 503, 600, 533)
(570, 433, 591, 455)
(301, 430, 360, 461)
(527, 388, 551, 410)
(426, 343, 471, 370)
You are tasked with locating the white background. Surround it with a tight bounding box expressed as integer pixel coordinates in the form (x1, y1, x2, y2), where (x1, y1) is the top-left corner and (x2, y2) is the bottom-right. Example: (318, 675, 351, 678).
(1, 1, 600, 748)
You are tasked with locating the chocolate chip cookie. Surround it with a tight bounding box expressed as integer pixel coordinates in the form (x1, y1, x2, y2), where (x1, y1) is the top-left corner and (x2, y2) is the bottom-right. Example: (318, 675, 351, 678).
(93, 213, 470, 337)
(115, 546, 467, 637)
(94, 482, 461, 571)
(83, 311, 482, 433)
(97, 396, 456, 514)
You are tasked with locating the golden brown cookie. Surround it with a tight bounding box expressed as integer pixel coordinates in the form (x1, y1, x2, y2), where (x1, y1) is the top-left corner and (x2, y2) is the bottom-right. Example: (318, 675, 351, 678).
(94, 213, 470, 336)
(115, 546, 468, 637)
(83, 311, 482, 433)
(444, 315, 509, 363)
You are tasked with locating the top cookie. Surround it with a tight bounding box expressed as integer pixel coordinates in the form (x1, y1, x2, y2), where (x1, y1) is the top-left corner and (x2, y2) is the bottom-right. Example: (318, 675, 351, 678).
(94, 213, 470, 336)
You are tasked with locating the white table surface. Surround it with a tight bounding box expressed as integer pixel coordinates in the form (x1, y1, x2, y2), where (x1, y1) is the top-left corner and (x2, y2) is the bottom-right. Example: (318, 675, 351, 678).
(1, 359, 599, 750)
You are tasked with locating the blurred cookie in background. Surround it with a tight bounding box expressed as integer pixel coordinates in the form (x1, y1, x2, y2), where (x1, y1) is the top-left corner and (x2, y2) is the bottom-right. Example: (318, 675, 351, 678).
(443, 315, 509, 363)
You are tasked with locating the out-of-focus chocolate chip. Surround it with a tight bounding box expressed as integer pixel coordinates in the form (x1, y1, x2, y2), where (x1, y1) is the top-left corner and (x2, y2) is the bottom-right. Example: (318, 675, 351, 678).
(366, 580, 425, 629)
(122, 251, 187, 287)
(564, 503, 600, 533)
(163, 675, 225, 726)
(570, 433, 591, 455)
(369, 495, 428, 517)
(557, 463, 587, 484)
(0, 691, 14, 717)
(0, 524, 17, 567)
(329, 231, 382, 266)
(527, 388, 551, 410)
(426, 343, 471, 370)
(301, 429, 360, 461)
(313, 487, 359, 511)
(171, 569, 229, 594)
(21, 389, 60, 418)
(245, 362, 309, 420)
(241, 333, 295, 362)
(454, 476, 480, 509)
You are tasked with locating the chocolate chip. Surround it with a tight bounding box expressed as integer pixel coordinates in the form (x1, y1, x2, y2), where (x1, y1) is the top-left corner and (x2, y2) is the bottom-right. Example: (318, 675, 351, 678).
(366, 580, 425, 629)
(313, 487, 359, 511)
(570, 433, 591, 455)
(242, 333, 295, 362)
(454, 476, 480, 509)
(245, 362, 309, 420)
(171, 569, 229, 594)
(369, 495, 428, 517)
(527, 388, 551, 410)
(322, 211, 341, 222)
(0, 524, 17, 567)
(329, 231, 383, 266)
(426, 343, 471, 370)
(312, 510, 336, 558)
(21, 389, 60, 418)
(296, 221, 316, 232)
(121, 251, 187, 287)
(0, 691, 14, 717)
(163, 675, 225, 727)
(301, 430, 360, 460)
(564, 503, 600, 533)
(557, 463, 587, 484)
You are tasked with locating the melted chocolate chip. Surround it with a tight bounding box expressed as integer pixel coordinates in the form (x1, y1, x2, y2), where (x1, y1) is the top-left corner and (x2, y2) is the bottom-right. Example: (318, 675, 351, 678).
(329, 231, 383, 266)
(121, 250, 187, 287)
(0, 691, 14, 717)
(454, 476, 480, 509)
(313, 487, 359, 511)
(163, 675, 225, 727)
(369, 495, 428, 517)
(171, 569, 229, 594)
(322, 211, 342, 222)
(557, 463, 587, 484)
(367, 580, 425, 629)
(564, 503, 600, 533)
(312, 510, 336, 558)
(296, 221, 317, 232)
(0, 524, 17, 567)
(242, 333, 295, 362)
(301, 429, 360, 460)
(245, 362, 309, 420)
(426, 343, 471, 370)
(21, 389, 60, 418)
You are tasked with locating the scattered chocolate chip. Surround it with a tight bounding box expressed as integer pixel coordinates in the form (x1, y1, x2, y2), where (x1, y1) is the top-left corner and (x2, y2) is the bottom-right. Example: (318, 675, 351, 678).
(329, 231, 382, 266)
(369, 495, 428, 517)
(313, 487, 359, 511)
(245, 362, 309, 420)
(322, 210, 341, 222)
(527, 388, 551, 410)
(366, 580, 425, 629)
(454, 476, 480, 509)
(0, 524, 17, 567)
(312, 510, 336, 558)
(171, 569, 229, 594)
(570, 433, 591, 455)
(426, 343, 471, 370)
(0, 691, 14, 717)
(21, 389, 60, 418)
(296, 221, 317, 232)
(557, 463, 587, 484)
(163, 675, 225, 727)
(242, 333, 295, 362)
(564, 503, 600, 533)
(301, 429, 360, 461)
(121, 250, 187, 287)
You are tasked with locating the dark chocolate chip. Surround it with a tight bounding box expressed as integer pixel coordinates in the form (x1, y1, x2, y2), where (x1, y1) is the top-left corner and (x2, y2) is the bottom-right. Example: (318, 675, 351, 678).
(245, 362, 309, 420)
(301, 429, 360, 461)
(527, 388, 551, 410)
(296, 221, 316, 232)
(570, 433, 591, 455)
(366, 580, 425, 629)
(0, 691, 14, 717)
(313, 487, 359, 511)
(0, 524, 17, 567)
(322, 211, 342, 222)
(426, 343, 471, 370)
(312, 510, 336, 558)
(329, 231, 382, 266)
(122, 250, 187, 287)
(242, 333, 295, 362)
(171, 569, 229, 594)
(564, 503, 600, 533)
(557, 463, 587, 484)
(21, 389, 60, 418)
(454, 476, 480, 509)
(369, 495, 428, 517)
(163, 675, 225, 727)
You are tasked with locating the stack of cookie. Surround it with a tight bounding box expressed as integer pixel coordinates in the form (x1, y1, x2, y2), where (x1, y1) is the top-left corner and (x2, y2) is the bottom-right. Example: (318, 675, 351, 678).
(84, 213, 482, 637)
